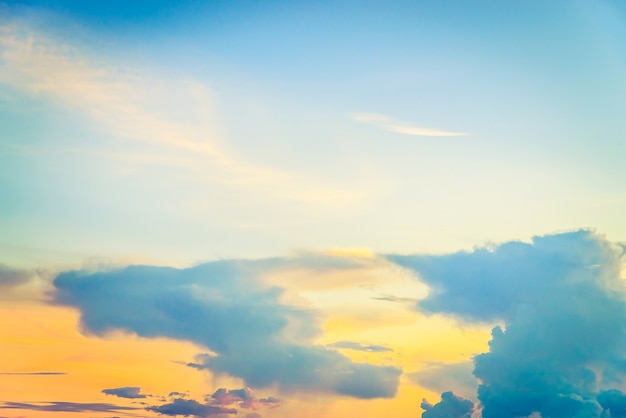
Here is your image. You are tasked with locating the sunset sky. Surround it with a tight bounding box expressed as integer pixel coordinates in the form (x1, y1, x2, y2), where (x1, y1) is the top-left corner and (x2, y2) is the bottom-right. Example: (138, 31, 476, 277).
(2, 1, 626, 417)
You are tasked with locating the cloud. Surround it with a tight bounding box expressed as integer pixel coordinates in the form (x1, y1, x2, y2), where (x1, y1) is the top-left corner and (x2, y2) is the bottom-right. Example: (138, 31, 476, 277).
(0, 372, 66, 375)
(421, 392, 474, 418)
(102, 387, 148, 399)
(327, 341, 393, 353)
(146, 398, 236, 417)
(598, 389, 626, 418)
(350, 113, 469, 137)
(0, 264, 32, 288)
(0, 401, 138, 413)
(410, 362, 477, 401)
(210, 387, 280, 410)
(0, 23, 364, 208)
(53, 260, 401, 399)
(391, 230, 626, 417)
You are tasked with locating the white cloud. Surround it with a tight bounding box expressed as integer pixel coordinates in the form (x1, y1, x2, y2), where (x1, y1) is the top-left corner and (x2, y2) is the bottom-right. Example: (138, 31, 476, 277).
(0, 23, 365, 208)
(350, 112, 469, 137)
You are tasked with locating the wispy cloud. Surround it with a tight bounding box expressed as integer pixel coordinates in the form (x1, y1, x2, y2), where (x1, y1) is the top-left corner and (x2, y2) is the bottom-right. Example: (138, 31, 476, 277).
(350, 113, 469, 137)
(409, 361, 477, 401)
(327, 341, 393, 353)
(0, 264, 32, 288)
(0, 372, 66, 375)
(0, 401, 138, 414)
(0, 22, 366, 208)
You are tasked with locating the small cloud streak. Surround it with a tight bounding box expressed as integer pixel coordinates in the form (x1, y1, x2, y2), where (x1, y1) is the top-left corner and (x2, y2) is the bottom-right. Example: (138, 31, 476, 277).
(102, 387, 148, 399)
(350, 113, 469, 137)
(0, 401, 138, 414)
(327, 341, 393, 353)
(0, 372, 66, 375)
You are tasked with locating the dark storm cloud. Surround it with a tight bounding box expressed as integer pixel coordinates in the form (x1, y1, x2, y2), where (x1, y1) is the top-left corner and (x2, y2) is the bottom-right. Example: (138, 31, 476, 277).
(327, 341, 393, 353)
(0, 401, 138, 413)
(53, 260, 400, 399)
(392, 230, 626, 417)
(102, 387, 147, 399)
(421, 392, 474, 418)
(146, 398, 236, 417)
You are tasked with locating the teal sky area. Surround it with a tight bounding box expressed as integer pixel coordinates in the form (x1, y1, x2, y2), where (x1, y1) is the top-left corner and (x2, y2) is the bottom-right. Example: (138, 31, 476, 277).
(2, 1, 626, 268)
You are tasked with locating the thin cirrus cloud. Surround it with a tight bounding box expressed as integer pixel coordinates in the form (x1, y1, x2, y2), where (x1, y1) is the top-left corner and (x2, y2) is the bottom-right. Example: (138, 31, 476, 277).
(326, 341, 393, 353)
(53, 259, 402, 400)
(0, 401, 139, 414)
(0, 372, 66, 375)
(0, 22, 364, 208)
(389, 230, 626, 418)
(350, 113, 469, 137)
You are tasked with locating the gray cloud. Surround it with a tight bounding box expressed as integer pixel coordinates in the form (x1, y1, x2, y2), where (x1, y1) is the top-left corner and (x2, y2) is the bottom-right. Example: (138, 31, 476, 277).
(0, 372, 66, 375)
(210, 387, 280, 410)
(53, 260, 400, 399)
(0, 264, 32, 288)
(392, 230, 626, 417)
(102, 387, 147, 399)
(327, 341, 393, 353)
(421, 391, 474, 418)
(146, 398, 236, 417)
(0, 401, 138, 413)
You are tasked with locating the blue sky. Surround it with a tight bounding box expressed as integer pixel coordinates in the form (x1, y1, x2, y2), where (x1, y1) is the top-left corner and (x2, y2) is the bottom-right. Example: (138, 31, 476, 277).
(3, 1, 626, 267)
(2, 2, 626, 417)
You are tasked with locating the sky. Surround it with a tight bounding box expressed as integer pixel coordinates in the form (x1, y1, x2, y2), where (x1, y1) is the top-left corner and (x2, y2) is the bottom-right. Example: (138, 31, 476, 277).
(1, 1, 626, 417)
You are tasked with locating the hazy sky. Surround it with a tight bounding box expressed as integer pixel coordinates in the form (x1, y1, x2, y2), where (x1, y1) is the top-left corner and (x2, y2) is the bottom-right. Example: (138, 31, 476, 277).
(2, 1, 626, 418)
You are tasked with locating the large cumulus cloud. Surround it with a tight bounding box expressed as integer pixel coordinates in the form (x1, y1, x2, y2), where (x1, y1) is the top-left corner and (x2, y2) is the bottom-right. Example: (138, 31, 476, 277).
(53, 260, 400, 399)
(391, 230, 626, 417)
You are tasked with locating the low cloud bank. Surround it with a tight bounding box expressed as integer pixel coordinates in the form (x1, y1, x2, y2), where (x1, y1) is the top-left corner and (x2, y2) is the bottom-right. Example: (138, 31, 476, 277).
(54, 260, 400, 399)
